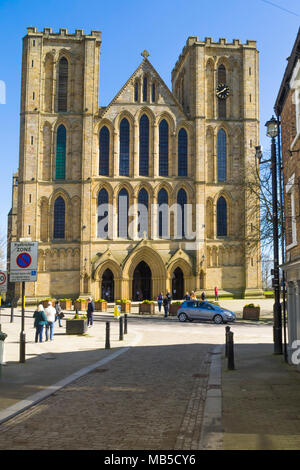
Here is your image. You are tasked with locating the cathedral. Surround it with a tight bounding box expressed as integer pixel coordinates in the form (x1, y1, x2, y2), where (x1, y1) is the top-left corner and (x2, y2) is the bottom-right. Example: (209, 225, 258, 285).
(7, 27, 263, 303)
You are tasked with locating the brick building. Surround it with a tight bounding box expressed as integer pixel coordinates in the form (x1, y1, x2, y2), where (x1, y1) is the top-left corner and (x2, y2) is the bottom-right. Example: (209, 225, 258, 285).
(275, 28, 300, 362)
(7, 27, 262, 303)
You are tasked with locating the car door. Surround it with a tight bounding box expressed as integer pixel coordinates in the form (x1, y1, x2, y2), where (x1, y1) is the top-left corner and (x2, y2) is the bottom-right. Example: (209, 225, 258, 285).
(197, 302, 214, 320)
(186, 301, 199, 319)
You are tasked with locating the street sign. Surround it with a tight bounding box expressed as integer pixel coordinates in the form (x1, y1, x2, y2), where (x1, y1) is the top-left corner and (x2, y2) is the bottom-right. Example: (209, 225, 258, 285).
(0, 271, 7, 292)
(10, 242, 38, 282)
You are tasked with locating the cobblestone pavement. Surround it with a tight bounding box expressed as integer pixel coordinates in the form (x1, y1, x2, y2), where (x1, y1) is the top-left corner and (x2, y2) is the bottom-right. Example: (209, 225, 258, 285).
(0, 323, 216, 450)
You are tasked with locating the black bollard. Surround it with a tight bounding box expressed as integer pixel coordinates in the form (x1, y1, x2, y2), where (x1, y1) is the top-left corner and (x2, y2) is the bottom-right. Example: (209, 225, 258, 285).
(105, 322, 110, 349)
(124, 313, 128, 335)
(119, 316, 124, 341)
(225, 326, 231, 357)
(10, 305, 14, 323)
(227, 331, 235, 370)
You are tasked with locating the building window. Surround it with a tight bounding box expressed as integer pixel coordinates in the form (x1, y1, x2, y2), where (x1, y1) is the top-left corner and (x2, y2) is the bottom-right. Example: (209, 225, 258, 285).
(99, 126, 110, 176)
(58, 57, 68, 112)
(159, 119, 169, 176)
(152, 83, 156, 102)
(97, 188, 109, 238)
(177, 188, 187, 238)
(178, 128, 188, 176)
(158, 188, 169, 238)
(53, 196, 65, 239)
(134, 81, 139, 102)
(139, 114, 149, 176)
(286, 174, 297, 249)
(143, 76, 148, 102)
(138, 188, 149, 238)
(118, 188, 129, 238)
(217, 196, 227, 237)
(217, 65, 226, 119)
(119, 118, 130, 176)
(56, 125, 66, 180)
(217, 129, 227, 182)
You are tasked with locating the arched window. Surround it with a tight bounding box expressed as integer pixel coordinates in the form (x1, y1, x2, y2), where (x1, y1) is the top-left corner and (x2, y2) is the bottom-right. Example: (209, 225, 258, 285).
(139, 114, 149, 176)
(143, 76, 148, 102)
(134, 81, 139, 102)
(158, 188, 169, 238)
(137, 188, 149, 238)
(97, 188, 109, 238)
(53, 196, 65, 239)
(119, 118, 130, 176)
(178, 128, 188, 176)
(58, 57, 68, 112)
(177, 188, 187, 238)
(217, 129, 227, 182)
(217, 64, 226, 119)
(159, 119, 169, 176)
(118, 188, 129, 238)
(217, 196, 227, 237)
(99, 126, 110, 176)
(56, 125, 66, 180)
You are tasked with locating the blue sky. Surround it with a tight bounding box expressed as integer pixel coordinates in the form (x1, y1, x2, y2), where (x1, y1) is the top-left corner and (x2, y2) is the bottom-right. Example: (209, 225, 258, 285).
(0, 0, 299, 245)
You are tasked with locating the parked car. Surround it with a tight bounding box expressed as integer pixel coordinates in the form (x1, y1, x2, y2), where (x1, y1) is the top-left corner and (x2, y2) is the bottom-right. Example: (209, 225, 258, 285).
(177, 300, 236, 324)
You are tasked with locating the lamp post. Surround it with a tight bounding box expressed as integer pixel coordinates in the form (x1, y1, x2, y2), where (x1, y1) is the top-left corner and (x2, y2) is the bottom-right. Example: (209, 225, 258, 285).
(265, 116, 282, 355)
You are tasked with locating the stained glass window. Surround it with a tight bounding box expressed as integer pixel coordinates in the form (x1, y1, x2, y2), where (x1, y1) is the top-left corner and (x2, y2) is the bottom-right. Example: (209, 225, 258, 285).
(217, 196, 227, 237)
(99, 126, 109, 176)
(119, 118, 130, 176)
(159, 120, 169, 176)
(178, 128, 188, 176)
(58, 57, 68, 112)
(53, 196, 65, 239)
(143, 76, 148, 102)
(177, 188, 187, 238)
(97, 188, 109, 238)
(158, 188, 169, 238)
(118, 188, 129, 238)
(139, 115, 149, 176)
(138, 188, 149, 238)
(217, 129, 227, 182)
(56, 125, 66, 180)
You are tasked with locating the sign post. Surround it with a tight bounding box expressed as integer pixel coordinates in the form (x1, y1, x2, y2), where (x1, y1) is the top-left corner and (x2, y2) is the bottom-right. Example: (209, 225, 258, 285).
(0, 271, 7, 331)
(10, 241, 38, 363)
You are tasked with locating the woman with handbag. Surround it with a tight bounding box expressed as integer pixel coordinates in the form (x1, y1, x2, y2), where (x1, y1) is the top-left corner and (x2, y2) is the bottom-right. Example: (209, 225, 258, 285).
(33, 304, 48, 343)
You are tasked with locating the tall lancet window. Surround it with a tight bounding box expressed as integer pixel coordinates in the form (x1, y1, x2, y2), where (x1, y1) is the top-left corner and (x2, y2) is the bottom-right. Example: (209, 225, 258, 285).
(139, 114, 149, 176)
(137, 188, 149, 238)
(56, 125, 66, 180)
(58, 57, 68, 112)
(217, 129, 227, 182)
(53, 196, 65, 239)
(178, 128, 188, 177)
(119, 118, 130, 176)
(99, 126, 110, 176)
(159, 120, 169, 176)
(217, 196, 227, 237)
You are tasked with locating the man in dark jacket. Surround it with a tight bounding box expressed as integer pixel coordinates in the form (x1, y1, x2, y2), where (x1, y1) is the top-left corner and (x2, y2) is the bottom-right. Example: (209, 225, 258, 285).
(87, 297, 95, 328)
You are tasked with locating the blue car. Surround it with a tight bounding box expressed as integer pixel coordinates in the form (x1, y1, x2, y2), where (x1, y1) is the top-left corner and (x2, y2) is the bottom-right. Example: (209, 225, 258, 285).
(177, 300, 236, 324)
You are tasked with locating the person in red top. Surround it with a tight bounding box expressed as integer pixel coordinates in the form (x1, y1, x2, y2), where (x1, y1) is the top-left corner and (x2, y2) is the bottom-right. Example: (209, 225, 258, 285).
(214, 286, 219, 301)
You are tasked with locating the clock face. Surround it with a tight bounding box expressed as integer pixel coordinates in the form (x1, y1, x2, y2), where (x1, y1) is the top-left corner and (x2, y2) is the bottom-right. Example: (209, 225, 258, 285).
(216, 83, 230, 99)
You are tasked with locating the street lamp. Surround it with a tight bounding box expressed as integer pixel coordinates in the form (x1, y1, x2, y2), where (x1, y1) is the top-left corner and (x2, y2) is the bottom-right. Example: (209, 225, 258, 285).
(265, 115, 283, 355)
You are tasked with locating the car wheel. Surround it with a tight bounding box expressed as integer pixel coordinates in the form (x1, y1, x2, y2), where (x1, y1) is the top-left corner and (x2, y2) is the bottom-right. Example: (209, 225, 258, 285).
(213, 314, 223, 324)
(178, 312, 188, 322)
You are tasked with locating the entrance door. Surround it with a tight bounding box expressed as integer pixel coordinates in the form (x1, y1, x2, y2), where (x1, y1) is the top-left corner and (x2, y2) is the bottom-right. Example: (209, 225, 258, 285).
(132, 261, 152, 301)
(172, 267, 184, 300)
(101, 268, 114, 302)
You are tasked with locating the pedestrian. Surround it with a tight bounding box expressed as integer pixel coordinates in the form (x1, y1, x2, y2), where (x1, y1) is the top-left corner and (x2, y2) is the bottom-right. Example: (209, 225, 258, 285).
(190, 291, 197, 300)
(214, 286, 219, 301)
(33, 304, 48, 343)
(163, 295, 169, 318)
(157, 292, 163, 313)
(166, 291, 172, 304)
(184, 291, 191, 301)
(45, 301, 56, 341)
(87, 296, 95, 327)
(201, 291, 206, 301)
(55, 300, 63, 327)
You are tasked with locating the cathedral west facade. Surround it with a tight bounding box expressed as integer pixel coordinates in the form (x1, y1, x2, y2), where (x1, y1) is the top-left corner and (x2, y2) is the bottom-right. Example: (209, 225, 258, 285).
(8, 27, 263, 302)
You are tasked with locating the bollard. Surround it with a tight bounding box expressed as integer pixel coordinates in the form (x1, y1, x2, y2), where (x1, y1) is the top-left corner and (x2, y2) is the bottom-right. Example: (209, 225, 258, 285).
(119, 316, 124, 341)
(225, 326, 231, 357)
(227, 330, 235, 370)
(10, 305, 14, 323)
(105, 322, 110, 349)
(124, 313, 128, 335)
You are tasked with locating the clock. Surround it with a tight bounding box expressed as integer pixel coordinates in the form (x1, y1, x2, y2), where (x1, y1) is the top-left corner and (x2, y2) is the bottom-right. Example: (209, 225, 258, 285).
(216, 83, 230, 100)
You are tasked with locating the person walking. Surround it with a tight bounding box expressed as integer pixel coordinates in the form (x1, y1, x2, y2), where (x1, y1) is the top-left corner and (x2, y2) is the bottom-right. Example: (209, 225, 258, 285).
(214, 286, 219, 301)
(190, 291, 197, 300)
(163, 295, 169, 318)
(157, 292, 163, 313)
(45, 301, 56, 341)
(201, 291, 206, 301)
(33, 304, 48, 343)
(87, 297, 95, 328)
(55, 300, 63, 327)
(184, 291, 191, 301)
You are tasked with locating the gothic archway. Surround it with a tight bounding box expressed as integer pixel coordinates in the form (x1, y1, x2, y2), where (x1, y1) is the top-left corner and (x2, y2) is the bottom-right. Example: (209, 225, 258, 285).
(172, 267, 184, 300)
(132, 261, 152, 301)
(101, 268, 114, 302)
